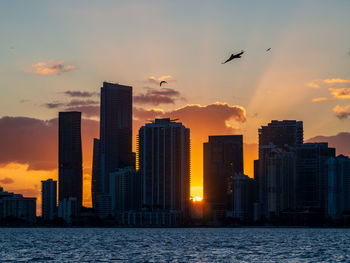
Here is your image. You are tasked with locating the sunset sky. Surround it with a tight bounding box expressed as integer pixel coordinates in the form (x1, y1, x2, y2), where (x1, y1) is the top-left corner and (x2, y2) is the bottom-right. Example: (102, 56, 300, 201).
(1, 1, 350, 213)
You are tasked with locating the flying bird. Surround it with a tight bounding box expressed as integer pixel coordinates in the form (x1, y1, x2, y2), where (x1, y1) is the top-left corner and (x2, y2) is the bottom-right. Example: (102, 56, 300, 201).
(222, 50, 244, 64)
(266, 48, 271, 51)
(160, 80, 167, 87)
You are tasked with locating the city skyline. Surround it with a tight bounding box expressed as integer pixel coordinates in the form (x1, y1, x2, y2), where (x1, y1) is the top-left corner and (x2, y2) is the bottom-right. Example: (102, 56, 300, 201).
(1, 1, 350, 214)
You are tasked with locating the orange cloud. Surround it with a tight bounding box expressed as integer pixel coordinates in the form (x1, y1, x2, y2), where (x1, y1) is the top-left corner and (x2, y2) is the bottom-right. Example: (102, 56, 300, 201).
(312, 97, 329, 102)
(329, 87, 350, 99)
(32, 61, 76, 75)
(333, 105, 350, 119)
(324, 78, 350, 84)
(0, 177, 14, 184)
(307, 82, 320, 89)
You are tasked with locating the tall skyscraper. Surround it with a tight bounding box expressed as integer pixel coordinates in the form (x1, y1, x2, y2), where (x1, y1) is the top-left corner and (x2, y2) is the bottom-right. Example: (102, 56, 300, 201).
(58, 111, 83, 209)
(41, 179, 57, 220)
(99, 82, 133, 191)
(138, 118, 190, 220)
(91, 138, 100, 210)
(203, 135, 243, 221)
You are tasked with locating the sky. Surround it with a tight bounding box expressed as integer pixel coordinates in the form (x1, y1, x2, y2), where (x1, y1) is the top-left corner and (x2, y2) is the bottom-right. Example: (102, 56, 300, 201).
(1, 0, 350, 214)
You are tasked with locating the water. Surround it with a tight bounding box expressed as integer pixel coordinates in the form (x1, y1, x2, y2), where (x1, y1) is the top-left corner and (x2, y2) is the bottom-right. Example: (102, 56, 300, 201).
(0, 228, 349, 262)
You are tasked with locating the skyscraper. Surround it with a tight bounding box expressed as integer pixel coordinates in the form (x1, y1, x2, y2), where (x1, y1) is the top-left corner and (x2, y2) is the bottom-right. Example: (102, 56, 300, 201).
(58, 111, 83, 209)
(257, 120, 303, 218)
(99, 82, 133, 193)
(295, 143, 335, 211)
(138, 118, 190, 222)
(203, 135, 243, 221)
(258, 120, 303, 151)
(327, 155, 350, 218)
(97, 82, 133, 218)
(91, 138, 100, 210)
(41, 179, 57, 220)
(260, 145, 296, 218)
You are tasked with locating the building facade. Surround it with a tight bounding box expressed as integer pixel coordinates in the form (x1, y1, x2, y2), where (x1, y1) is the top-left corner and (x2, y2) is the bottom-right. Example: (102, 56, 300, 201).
(203, 135, 244, 222)
(0, 187, 36, 223)
(91, 138, 100, 210)
(41, 179, 57, 220)
(295, 143, 335, 212)
(110, 167, 142, 217)
(138, 118, 190, 221)
(98, 82, 133, 217)
(58, 111, 83, 209)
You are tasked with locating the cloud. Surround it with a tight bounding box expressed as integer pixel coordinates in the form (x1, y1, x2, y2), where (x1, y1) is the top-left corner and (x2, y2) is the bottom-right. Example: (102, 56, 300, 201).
(0, 177, 14, 184)
(148, 75, 175, 85)
(65, 105, 100, 118)
(32, 61, 76, 75)
(64, 91, 97, 98)
(44, 99, 100, 117)
(134, 88, 183, 106)
(0, 116, 99, 170)
(323, 79, 350, 84)
(312, 97, 329, 102)
(133, 102, 246, 134)
(45, 103, 65, 109)
(307, 132, 350, 157)
(307, 82, 320, 89)
(333, 105, 350, 119)
(329, 87, 350, 99)
(66, 99, 99, 107)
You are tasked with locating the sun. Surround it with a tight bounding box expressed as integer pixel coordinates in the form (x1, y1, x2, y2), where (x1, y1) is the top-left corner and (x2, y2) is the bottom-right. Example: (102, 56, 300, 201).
(192, 196, 203, 202)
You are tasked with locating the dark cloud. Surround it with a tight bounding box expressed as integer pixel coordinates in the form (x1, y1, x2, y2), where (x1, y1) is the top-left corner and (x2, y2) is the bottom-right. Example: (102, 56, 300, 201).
(0, 116, 99, 171)
(333, 105, 350, 119)
(134, 88, 183, 106)
(307, 132, 350, 157)
(64, 91, 97, 98)
(66, 100, 99, 107)
(45, 103, 65, 109)
(65, 105, 100, 118)
(0, 177, 14, 184)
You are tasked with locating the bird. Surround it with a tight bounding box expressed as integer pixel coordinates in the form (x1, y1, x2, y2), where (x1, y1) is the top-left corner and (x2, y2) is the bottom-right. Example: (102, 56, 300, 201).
(222, 50, 244, 64)
(160, 80, 167, 87)
(266, 48, 271, 51)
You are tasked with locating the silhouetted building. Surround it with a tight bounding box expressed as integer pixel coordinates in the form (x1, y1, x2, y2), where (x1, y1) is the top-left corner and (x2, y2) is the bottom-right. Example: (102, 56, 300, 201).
(327, 155, 350, 218)
(110, 167, 142, 216)
(260, 145, 296, 218)
(41, 179, 57, 220)
(203, 135, 243, 222)
(296, 143, 335, 212)
(257, 120, 303, 219)
(138, 118, 190, 223)
(258, 120, 303, 151)
(98, 82, 133, 217)
(58, 197, 78, 224)
(58, 112, 83, 209)
(0, 187, 36, 223)
(231, 173, 254, 221)
(91, 138, 100, 210)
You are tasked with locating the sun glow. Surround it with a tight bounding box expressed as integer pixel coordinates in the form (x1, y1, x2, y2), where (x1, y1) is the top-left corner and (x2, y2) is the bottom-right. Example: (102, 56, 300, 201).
(192, 196, 203, 202)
